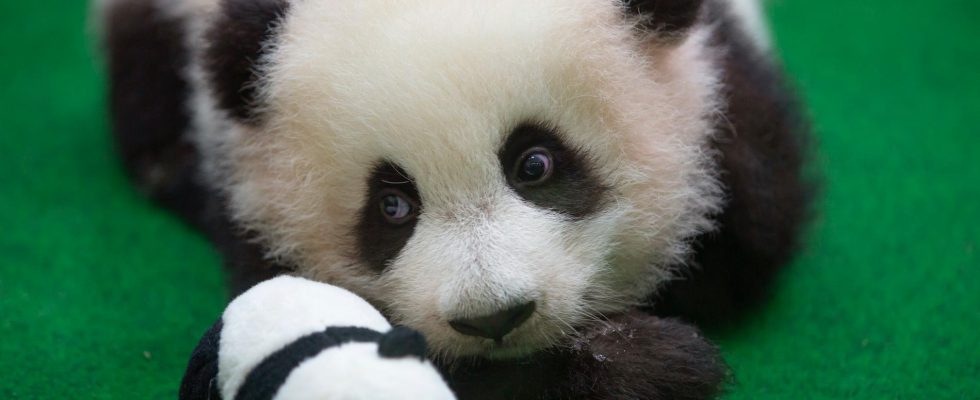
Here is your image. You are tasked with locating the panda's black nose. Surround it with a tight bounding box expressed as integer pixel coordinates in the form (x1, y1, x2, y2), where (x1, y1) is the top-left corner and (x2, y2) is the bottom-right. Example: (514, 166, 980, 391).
(449, 301, 536, 342)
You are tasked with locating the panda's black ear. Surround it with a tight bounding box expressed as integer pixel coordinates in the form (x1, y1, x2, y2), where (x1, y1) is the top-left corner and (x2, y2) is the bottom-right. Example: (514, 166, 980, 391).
(623, 0, 704, 39)
(204, 0, 290, 123)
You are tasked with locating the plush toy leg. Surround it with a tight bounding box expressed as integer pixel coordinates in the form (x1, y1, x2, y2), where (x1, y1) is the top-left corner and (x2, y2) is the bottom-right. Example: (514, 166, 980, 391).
(179, 320, 224, 400)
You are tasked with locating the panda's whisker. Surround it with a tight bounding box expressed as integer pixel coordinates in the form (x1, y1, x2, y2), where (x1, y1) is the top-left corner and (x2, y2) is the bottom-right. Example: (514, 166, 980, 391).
(550, 313, 581, 337)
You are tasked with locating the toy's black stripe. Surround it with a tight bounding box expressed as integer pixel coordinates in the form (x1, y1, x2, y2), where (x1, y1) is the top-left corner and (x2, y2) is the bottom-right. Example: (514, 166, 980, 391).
(234, 326, 382, 400)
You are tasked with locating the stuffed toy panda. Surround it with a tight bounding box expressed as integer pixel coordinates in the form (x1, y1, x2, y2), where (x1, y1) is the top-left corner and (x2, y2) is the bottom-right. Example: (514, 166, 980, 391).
(99, 0, 811, 398)
(179, 276, 457, 400)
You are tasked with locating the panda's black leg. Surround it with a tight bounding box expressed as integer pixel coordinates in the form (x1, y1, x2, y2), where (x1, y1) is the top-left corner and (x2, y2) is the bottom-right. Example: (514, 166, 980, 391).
(104, 1, 290, 293)
(179, 319, 224, 400)
(104, 0, 209, 231)
(653, 7, 815, 327)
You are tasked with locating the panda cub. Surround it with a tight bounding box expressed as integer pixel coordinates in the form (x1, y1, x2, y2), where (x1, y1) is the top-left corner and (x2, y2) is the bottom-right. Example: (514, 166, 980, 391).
(101, 0, 810, 397)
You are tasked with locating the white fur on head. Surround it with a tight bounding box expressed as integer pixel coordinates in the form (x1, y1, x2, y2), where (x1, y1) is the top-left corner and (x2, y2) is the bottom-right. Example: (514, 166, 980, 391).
(204, 0, 724, 359)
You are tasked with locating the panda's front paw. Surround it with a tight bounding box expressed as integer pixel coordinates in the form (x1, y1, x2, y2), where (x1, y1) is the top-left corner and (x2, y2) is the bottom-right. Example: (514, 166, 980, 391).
(565, 311, 730, 400)
(442, 311, 728, 400)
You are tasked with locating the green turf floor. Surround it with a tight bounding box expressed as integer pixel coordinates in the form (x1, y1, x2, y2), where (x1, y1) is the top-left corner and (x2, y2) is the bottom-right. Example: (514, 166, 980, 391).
(1, 1, 978, 399)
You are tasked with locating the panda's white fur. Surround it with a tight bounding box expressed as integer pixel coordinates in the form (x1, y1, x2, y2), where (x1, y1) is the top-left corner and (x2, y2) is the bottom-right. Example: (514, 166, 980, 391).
(728, 0, 770, 49)
(215, 276, 455, 399)
(104, 0, 770, 361)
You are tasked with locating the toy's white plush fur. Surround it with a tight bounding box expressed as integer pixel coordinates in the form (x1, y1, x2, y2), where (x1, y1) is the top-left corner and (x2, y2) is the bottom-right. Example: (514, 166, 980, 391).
(218, 276, 455, 399)
(275, 342, 455, 400)
(111, 0, 769, 360)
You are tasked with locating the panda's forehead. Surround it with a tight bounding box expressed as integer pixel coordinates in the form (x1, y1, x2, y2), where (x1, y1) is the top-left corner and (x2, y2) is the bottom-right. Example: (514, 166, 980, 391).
(264, 0, 625, 183)
(250, 0, 633, 208)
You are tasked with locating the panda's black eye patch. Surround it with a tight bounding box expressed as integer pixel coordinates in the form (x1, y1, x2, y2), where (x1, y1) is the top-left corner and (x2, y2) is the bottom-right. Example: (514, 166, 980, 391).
(498, 123, 606, 218)
(356, 163, 421, 273)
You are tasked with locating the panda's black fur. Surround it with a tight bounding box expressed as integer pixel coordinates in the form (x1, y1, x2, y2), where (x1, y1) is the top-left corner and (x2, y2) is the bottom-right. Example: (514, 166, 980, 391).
(104, 0, 204, 228)
(653, 0, 813, 327)
(104, 0, 813, 398)
(203, 0, 290, 123)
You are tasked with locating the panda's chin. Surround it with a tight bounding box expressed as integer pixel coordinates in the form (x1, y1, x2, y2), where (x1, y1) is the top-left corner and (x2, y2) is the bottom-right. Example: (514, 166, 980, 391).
(444, 334, 548, 360)
(483, 343, 541, 360)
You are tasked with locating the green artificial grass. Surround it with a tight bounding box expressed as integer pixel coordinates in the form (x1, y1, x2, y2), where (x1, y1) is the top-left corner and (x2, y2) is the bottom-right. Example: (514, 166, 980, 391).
(1, 1, 977, 398)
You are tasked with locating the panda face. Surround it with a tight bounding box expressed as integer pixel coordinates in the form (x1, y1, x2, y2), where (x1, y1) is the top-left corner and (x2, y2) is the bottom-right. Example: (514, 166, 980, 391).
(219, 0, 721, 360)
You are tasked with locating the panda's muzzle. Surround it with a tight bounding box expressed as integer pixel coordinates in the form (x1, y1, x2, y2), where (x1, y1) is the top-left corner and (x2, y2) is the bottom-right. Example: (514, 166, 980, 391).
(448, 301, 536, 343)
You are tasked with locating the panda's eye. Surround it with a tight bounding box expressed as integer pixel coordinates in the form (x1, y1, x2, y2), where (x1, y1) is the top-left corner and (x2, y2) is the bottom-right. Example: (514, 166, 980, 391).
(513, 147, 554, 185)
(379, 189, 417, 224)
